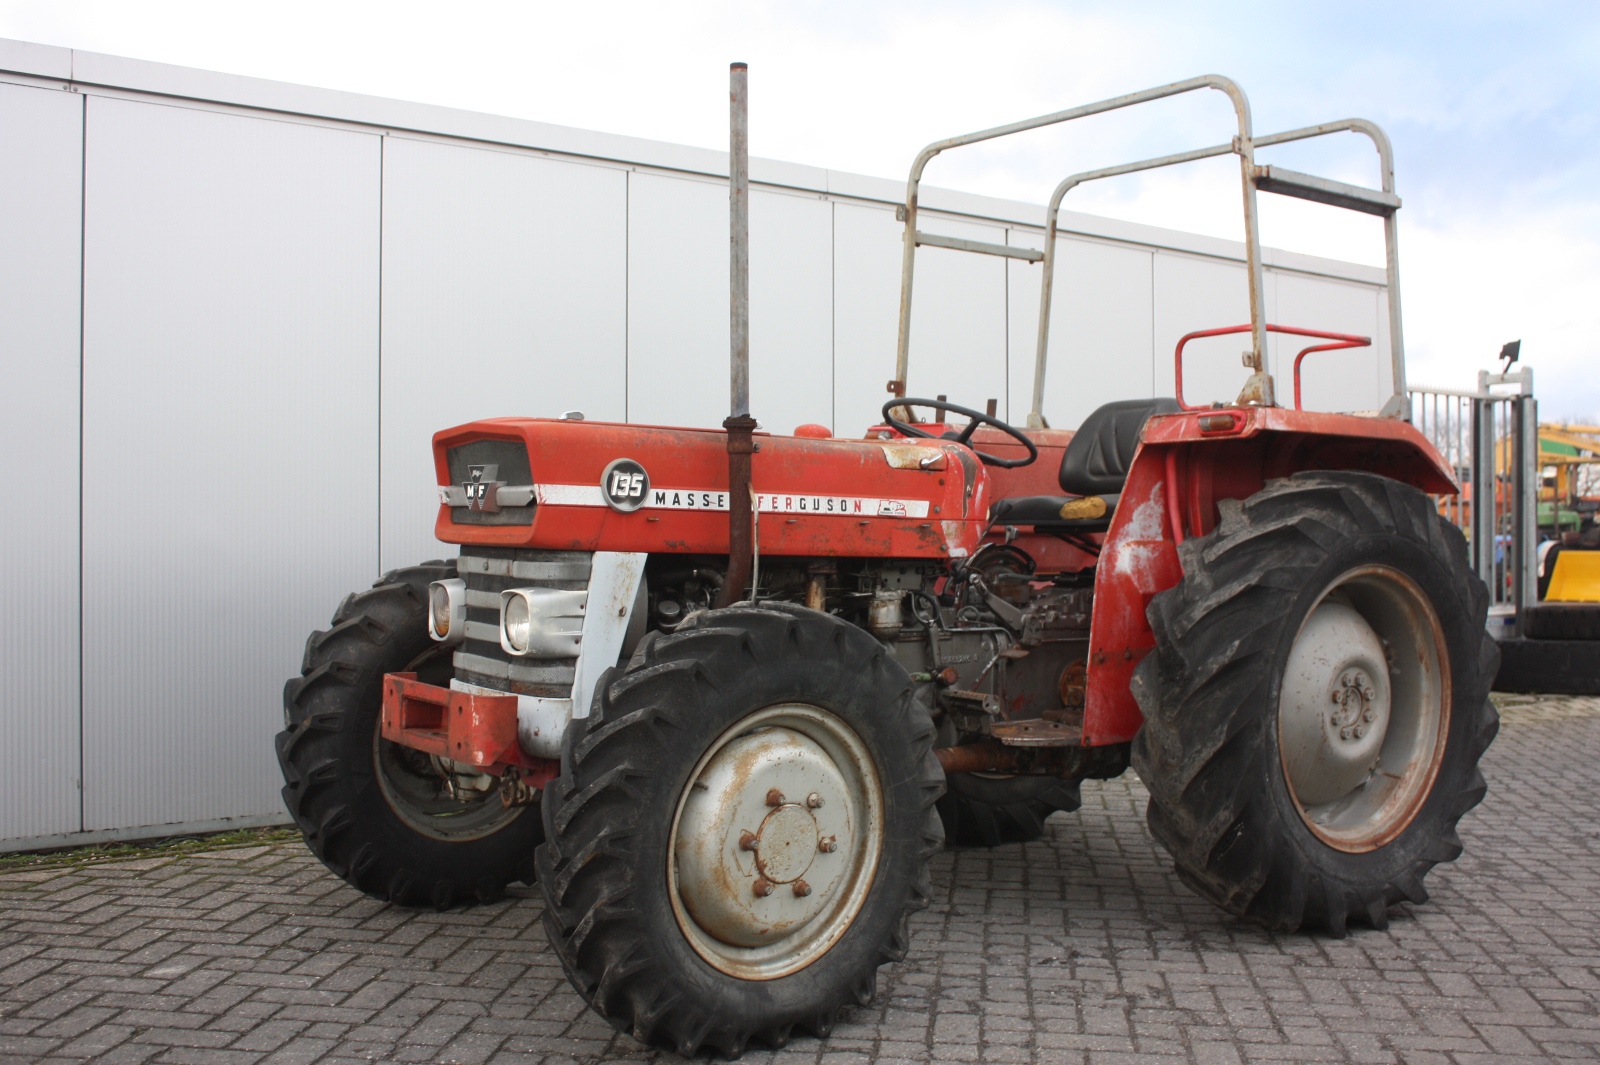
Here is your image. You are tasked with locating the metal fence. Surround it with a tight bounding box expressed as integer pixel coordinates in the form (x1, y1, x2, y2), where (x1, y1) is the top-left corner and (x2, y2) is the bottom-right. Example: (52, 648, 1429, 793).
(1409, 367, 1537, 637)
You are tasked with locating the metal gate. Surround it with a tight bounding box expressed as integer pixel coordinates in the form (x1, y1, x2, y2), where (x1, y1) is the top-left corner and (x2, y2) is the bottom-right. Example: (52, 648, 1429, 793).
(1408, 367, 1537, 637)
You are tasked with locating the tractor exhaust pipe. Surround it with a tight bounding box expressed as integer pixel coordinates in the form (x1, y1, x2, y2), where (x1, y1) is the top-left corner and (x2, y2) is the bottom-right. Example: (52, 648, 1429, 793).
(718, 61, 757, 607)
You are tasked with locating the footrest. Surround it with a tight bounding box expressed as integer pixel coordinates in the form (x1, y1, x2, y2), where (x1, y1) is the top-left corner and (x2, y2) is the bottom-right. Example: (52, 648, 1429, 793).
(990, 718, 1083, 747)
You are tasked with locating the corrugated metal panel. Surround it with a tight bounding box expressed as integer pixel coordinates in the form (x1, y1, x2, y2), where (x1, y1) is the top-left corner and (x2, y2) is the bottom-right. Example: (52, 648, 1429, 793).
(378, 136, 627, 572)
(0, 83, 83, 839)
(1008, 236, 1155, 430)
(749, 189, 832, 435)
(80, 97, 381, 831)
(1271, 272, 1385, 413)
(831, 205, 1009, 434)
(832, 202, 903, 437)
(1151, 250, 1257, 406)
(626, 172, 729, 430)
(903, 217, 1009, 418)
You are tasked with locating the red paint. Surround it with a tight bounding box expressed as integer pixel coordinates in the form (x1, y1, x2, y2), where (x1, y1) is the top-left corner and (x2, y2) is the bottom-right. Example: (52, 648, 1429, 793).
(1083, 458, 1182, 746)
(381, 672, 555, 783)
(1164, 448, 1185, 546)
(434, 420, 985, 559)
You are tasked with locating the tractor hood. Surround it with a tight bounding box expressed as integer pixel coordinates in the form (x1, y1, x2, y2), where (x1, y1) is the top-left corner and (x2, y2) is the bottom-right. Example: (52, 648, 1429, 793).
(431, 418, 988, 559)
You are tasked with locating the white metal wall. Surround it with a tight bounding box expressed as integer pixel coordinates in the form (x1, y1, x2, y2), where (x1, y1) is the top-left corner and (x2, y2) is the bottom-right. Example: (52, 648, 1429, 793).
(80, 98, 381, 831)
(0, 46, 1394, 846)
(0, 82, 83, 840)
(379, 136, 628, 572)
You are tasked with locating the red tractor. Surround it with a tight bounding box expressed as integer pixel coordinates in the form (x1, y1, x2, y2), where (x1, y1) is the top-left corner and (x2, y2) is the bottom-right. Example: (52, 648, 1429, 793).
(277, 74, 1496, 1057)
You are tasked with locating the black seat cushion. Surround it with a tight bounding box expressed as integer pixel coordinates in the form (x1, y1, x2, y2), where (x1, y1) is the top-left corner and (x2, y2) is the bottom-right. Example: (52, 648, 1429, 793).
(989, 493, 1121, 530)
(1057, 397, 1181, 497)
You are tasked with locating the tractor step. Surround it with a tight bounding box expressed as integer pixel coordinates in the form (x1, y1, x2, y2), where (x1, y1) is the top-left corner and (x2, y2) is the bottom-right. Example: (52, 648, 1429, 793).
(990, 718, 1082, 747)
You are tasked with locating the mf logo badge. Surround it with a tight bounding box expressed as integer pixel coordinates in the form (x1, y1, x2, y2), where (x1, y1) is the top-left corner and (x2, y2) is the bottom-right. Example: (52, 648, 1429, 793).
(464, 463, 502, 512)
(601, 458, 650, 513)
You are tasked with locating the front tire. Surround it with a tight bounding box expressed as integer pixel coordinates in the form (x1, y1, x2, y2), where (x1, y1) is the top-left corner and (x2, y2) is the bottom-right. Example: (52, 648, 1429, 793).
(276, 561, 543, 909)
(536, 602, 944, 1057)
(1131, 472, 1499, 935)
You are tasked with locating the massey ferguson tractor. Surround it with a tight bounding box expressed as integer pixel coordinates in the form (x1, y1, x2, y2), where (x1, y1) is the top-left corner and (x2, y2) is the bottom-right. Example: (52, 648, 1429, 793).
(277, 72, 1497, 1057)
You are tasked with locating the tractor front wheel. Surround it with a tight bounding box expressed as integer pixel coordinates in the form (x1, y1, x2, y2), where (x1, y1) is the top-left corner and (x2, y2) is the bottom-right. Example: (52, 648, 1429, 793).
(1132, 472, 1499, 935)
(536, 602, 944, 1057)
(276, 562, 542, 909)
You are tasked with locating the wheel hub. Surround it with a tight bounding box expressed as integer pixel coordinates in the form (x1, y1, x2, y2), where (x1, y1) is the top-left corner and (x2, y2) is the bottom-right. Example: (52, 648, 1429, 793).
(674, 727, 852, 947)
(669, 704, 882, 980)
(1276, 566, 1450, 852)
(1280, 600, 1392, 807)
(1330, 668, 1381, 743)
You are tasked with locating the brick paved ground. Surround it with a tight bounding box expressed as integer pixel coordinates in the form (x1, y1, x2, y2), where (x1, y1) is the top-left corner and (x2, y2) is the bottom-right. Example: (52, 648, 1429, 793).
(2, 695, 1597, 1065)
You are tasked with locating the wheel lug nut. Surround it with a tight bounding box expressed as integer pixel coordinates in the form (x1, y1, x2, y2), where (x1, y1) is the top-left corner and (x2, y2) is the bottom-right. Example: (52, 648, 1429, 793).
(792, 879, 811, 898)
(806, 792, 824, 808)
(753, 878, 774, 897)
(739, 830, 759, 851)
(766, 788, 786, 807)
(819, 835, 837, 853)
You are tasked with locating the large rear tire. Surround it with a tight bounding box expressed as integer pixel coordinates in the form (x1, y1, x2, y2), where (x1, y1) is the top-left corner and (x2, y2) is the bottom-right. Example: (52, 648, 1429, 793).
(1131, 472, 1499, 935)
(536, 602, 944, 1057)
(276, 561, 543, 909)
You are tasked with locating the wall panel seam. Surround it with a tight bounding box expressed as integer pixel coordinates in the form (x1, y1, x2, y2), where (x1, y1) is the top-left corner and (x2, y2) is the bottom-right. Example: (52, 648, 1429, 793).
(76, 87, 86, 834)
(377, 133, 385, 574)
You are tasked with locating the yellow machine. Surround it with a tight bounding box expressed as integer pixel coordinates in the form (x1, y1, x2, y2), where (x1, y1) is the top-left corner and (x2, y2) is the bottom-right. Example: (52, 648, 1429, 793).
(1538, 423, 1600, 509)
(1546, 550, 1600, 602)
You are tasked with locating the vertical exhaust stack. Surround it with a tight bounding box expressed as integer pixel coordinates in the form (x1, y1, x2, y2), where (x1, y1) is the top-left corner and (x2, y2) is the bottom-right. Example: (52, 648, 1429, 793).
(718, 61, 758, 607)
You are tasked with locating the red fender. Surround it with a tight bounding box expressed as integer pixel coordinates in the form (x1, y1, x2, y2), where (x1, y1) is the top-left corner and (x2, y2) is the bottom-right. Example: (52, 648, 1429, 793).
(1082, 407, 1456, 746)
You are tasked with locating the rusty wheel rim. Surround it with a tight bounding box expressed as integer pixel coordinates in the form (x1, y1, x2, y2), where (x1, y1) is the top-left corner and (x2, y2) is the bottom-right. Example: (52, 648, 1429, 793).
(1277, 565, 1451, 853)
(667, 704, 884, 980)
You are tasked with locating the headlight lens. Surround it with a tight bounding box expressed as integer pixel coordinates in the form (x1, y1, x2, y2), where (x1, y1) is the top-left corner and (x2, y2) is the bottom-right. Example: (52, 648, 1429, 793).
(426, 579, 466, 644)
(503, 594, 531, 653)
(429, 584, 452, 637)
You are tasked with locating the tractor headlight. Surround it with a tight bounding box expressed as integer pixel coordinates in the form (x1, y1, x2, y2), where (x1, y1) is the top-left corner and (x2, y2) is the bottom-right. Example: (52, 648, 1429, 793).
(502, 593, 532, 653)
(500, 587, 588, 658)
(427, 579, 466, 644)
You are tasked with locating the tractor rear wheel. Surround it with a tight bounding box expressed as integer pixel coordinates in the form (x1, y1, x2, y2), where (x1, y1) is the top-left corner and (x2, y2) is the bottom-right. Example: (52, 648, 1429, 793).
(1132, 471, 1499, 935)
(276, 561, 542, 909)
(536, 602, 944, 1057)
(937, 773, 1082, 847)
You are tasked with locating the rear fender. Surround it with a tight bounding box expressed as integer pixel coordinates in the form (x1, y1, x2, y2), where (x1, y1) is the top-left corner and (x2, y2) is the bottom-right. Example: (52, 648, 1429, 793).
(1083, 408, 1456, 745)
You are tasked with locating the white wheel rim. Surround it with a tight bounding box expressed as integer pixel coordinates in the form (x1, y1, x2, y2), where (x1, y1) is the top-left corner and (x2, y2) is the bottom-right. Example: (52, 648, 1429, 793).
(1277, 565, 1451, 853)
(667, 704, 883, 980)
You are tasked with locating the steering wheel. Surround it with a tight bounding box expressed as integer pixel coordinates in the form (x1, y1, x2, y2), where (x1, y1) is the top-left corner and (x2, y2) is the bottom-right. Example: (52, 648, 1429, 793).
(881, 398, 1038, 469)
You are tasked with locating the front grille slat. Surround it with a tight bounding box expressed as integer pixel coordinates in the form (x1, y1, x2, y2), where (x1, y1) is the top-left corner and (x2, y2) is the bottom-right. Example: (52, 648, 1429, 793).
(454, 651, 577, 686)
(453, 546, 591, 698)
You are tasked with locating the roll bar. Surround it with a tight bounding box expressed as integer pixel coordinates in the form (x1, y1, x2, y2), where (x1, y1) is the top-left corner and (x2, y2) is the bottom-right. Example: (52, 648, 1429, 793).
(889, 77, 1408, 424)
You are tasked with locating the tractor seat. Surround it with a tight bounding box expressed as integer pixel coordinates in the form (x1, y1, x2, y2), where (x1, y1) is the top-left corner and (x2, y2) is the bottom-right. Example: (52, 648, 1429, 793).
(989, 397, 1181, 530)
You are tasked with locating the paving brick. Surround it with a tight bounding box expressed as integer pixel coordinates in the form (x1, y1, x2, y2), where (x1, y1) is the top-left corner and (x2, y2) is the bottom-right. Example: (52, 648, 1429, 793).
(1, 695, 1597, 1063)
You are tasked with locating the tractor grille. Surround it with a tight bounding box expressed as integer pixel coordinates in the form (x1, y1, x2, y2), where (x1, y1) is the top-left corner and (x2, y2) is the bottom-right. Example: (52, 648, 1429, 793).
(452, 546, 592, 697)
(446, 438, 536, 526)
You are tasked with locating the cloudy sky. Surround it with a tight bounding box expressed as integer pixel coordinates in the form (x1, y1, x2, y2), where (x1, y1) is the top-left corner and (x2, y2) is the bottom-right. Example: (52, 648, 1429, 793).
(2, 0, 1594, 415)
